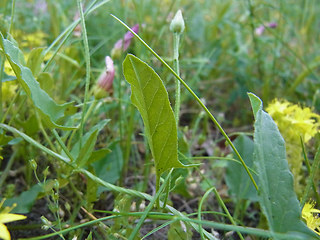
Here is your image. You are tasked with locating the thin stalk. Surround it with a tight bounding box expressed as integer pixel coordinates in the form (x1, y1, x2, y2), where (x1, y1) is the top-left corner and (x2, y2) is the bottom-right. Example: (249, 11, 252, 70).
(0, 124, 72, 165)
(77, 0, 91, 149)
(121, 104, 135, 185)
(20, 215, 120, 240)
(300, 137, 320, 204)
(213, 187, 244, 240)
(128, 169, 173, 240)
(35, 111, 57, 152)
(198, 187, 215, 239)
(7, 95, 26, 126)
(8, 0, 16, 35)
(161, 171, 171, 210)
(0, 149, 17, 190)
(173, 32, 181, 126)
(1, 87, 21, 124)
(83, 100, 98, 124)
(42, 0, 112, 72)
(52, 129, 75, 163)
(111, 15, 258, 191)
(117, 60, 123, 149)
(246, 0, 264, 100)
(301, 145, 320, 207)
(0, 55, 4, 121)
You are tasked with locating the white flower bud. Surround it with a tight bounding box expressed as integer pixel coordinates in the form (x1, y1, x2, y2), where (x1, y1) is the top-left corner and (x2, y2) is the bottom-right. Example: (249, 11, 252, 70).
(170, 10, 185, 34)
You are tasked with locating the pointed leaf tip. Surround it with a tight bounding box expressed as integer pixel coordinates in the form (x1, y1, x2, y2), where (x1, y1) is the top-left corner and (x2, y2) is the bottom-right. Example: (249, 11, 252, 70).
(248, 93, 262, 120)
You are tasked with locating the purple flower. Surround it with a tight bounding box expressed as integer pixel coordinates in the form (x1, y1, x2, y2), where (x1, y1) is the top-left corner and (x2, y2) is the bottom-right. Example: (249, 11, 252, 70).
(111, 24, 139, 58)
(34, 0, 47, 15)
(267, 22, 278, 28)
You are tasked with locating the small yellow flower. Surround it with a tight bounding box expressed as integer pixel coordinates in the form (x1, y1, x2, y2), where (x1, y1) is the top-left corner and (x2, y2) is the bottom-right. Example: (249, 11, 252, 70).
(266, 99, 320, 195)
(302, 201, 320, 235)
(266, 99, 320, 143)
(0, 199, 27, 240)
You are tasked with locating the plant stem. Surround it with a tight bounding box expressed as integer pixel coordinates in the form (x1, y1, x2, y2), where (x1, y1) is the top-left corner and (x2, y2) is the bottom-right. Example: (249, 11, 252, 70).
(111, 15, 258, 191)
(173, 33, 181, 126)
(77, 0, 91, 150)
(121, 104, 135, 185)
(8, 0, 16, 35)
(0, 149, 17, 191)
(52, 129, 75, 163)
(213, 187, 244, 240)
(1, 87, 21, 124)
(246, 0, 264, 101)
(301, 145, 320, 207)
(0, 55, 4, 121)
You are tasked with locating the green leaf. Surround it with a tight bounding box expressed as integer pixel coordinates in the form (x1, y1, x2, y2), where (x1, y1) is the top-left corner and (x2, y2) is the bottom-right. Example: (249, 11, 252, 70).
(26, 47, 45, 77)
(0, 131, 13, 146)
(226, 134, 258, 201)
(168, 220, 193, 240)
(123, 54, 191, 178)
(248, 92, 262, 120)
(87, 148, 112, 165)
(37, 72, 54, 96)
(249, 93, 318, 239)
(2, 72, 16, 82)
(0, 33, 76, 130)
(71, 119, 110, 167)
(93, 142, 123, 194)
(2, 184, 42, 213)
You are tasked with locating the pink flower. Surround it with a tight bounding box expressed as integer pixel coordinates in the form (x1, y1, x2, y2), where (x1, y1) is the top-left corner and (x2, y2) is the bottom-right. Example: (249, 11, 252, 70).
(111, 24, 139, 58)
(255, 25, 265, 36)
(255, 22, 278, 36)
(97, 56, 115, 92)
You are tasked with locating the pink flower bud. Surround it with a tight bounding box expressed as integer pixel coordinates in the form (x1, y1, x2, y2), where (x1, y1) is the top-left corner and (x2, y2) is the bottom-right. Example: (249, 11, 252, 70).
(97, 56, 115, 93)
(73, 11, 81, 37)
(111, 24, 139, 58)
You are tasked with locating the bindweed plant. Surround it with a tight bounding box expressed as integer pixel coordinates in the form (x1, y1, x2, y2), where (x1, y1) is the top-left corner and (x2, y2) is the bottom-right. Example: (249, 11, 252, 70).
(0, 0, 319, 239)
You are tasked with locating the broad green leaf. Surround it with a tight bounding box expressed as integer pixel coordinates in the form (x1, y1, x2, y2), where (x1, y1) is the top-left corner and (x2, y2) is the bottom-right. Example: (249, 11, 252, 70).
(0, 33, 76, 130)
(225, 134, 258, 201)
(249, 93, 318, 239)
(123, 54, 190, 178)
